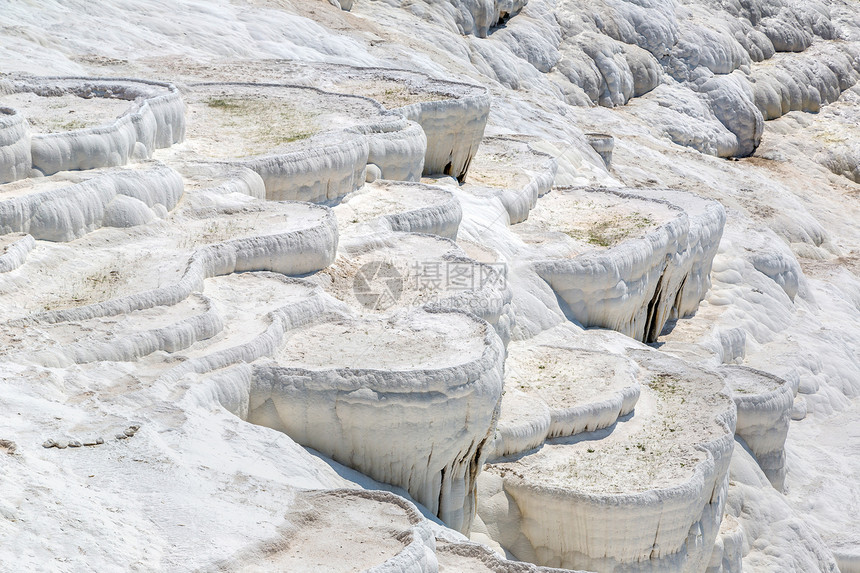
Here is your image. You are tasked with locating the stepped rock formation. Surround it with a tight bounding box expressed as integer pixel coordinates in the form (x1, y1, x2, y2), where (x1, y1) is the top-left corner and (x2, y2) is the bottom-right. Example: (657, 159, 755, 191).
(2, 0, 860, 572)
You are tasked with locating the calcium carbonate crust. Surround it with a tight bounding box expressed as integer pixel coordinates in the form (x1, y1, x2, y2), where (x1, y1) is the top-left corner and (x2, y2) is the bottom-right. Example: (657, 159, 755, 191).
(481, 350, 736, 572)
(488, 346, 640, 460)
(0, 233, 35, 272)
(0, 163, 184, 241)
(380, 183, 463, 238)
(340, 180, 463, 239)
(14, 205, 338, 325)
(187, 78, 488, 202)
(190, 305, 504, 536)
(466, 135, 558, 225)
(12, 294, 220, 368)
(386, 0, 527, 38)
(397, 84, 490, 182)
(534, 187, 725, 343)
(201, 488, 439, 572)
(328, 231, 514, 345)
(249, 308, 505, 534)
(177, 162, 267, 200)
(144, 277, 336, 392)
(0, 106, 31, 184)
(544, 0, 857, 156)
(2, 76, 185, 175)
(426, 253, 515, 346)
(436, 538, 588, 572)
(273, 62, 492, 178)
(296, 490, 438, 573)
(185, 81, 413, 202)
(718, 364, 798, 491)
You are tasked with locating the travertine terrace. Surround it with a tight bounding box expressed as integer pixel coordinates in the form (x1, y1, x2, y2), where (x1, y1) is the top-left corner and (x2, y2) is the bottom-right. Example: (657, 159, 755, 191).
(2, 1, 860, 572)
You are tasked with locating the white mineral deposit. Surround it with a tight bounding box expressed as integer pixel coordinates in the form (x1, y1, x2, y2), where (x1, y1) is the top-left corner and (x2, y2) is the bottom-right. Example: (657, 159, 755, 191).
(2, 0, 860, 571)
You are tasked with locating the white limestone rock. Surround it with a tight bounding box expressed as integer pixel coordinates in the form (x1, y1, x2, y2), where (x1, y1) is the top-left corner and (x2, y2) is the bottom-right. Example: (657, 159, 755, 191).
(210, 489, 439, 572)
(278, 64, 490, 181)
(358, 116, 428, 182)
(751, 42, 860, 120)
(576, 32, 636, 107)
(488, 7, 563, 75)
(177, 163, 267, 200)
(243, 131, 370, 203)
(487, 389, 552, 461)
(20, 203, 338, 325)
(336, 180, 463, 239)
(270, 64, 495, 181)
(398, 82, 490, 182)
(390, 0, 527, 37)
(479, 349, 736, 571)
(0, 163, 183, 241)
(524, 0, 854, 158)
(0, 232, 35, 273)
(465, 135, 557, 224)
(529, 187, 724, 342)
(757, 5, 832, 53)
(179, 82, 429, 203)
(3, 1, 860, 570)
(719, 365, 797, 491)
(224, 308, 505, 534)
(723, 444, 840, 572)
(15, 294, 222, 367)
(584, 133, 613, 169)
(153, 275, 335, 387)
(317, 232, 514, 344)
(0, 107, 31, 184)
(2, 77, 185, 175)
(436, 537, 588, 572)
(696, 71, 763, 157)
(627, 83, 741, 158)
(705, 514, 744, 573)
(488, 345, 640, 460)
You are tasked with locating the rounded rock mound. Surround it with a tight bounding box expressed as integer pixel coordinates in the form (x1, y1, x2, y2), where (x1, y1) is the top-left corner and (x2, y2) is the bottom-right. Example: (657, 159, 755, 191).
(247, 308, 505, 534)
(489, 345, 640, 460)
(478, 349, 736, 572)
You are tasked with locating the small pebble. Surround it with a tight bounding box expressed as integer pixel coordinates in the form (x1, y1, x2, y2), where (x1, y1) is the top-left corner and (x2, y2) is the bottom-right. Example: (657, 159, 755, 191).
(115, 433, 128, 440)
(123, 428, 136, 437)
(42, 439, 56, 449)
(128, 424, 141, 432)
(68, 440, 82, 448)
(55, 440, 68, 449)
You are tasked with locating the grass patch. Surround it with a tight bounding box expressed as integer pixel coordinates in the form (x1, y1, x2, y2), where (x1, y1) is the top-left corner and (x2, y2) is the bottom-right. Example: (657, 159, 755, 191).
(205, 98, 242, 110)
(42, 267, 124, 311)
(648, 373, 682, 395)
(202, 96, 319, 155)
(178, 219, 249, 249)
(367, 85, 448, 108)
(59, 119, 88, 131)
(567, 212, 655, 247)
